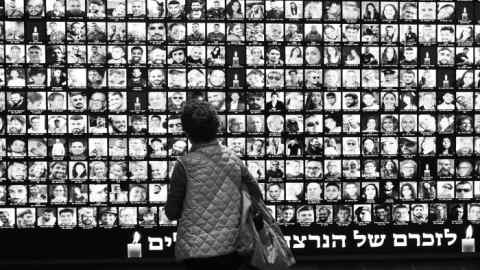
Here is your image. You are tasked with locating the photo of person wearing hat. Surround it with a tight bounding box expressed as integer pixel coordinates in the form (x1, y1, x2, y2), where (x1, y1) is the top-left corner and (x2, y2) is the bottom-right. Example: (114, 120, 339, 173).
(167, 0, 185, 18)
(99, 207, 117, 227)
(167, 47, 186, 65)
(87, 0, 105, 18)
(167, 69, 186, 88)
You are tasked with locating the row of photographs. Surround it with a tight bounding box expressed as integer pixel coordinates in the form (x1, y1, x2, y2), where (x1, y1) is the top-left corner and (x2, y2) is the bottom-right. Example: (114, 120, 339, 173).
(2, 113, 480, 135)
(1, 133, 480, 156)
(0, 157, 479, 181)
(4, 91, 480, 112)
(3, 22, 480, 45)
(0, 0, 478, 22)
(2, 180, 480, 204)
(7, 45, 480, 67)
(0, 68, 480, 89)
(0, 202, 479, 228)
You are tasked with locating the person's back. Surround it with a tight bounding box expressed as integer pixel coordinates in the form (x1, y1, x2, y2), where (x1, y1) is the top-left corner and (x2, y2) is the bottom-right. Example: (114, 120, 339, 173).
(166, 101, 262, 270)
(174, 141, 242, 259)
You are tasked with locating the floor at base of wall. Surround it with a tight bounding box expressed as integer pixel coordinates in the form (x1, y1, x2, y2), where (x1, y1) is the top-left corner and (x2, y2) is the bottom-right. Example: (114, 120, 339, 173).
(6, 260, 480, 270)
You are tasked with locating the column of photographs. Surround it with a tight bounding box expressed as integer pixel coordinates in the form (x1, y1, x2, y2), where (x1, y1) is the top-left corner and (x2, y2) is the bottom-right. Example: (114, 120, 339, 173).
(1, 0, 480, 229)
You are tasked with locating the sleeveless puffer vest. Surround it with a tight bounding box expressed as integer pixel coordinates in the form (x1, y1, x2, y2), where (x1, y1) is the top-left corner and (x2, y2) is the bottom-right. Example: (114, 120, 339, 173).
(175, 142, 243, 260)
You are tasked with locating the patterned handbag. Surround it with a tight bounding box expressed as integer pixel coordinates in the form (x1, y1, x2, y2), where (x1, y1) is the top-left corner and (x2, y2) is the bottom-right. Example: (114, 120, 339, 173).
(248, 198, 296, 270)
(236, 181, 296, 270)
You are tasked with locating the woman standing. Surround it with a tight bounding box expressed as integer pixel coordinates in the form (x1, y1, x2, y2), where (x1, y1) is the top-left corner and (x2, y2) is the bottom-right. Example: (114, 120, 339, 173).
(166, 101, 263, 269)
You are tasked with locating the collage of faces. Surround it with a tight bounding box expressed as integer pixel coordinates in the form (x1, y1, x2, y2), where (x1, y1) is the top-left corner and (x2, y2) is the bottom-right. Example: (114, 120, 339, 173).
(1, 0, 480, 228)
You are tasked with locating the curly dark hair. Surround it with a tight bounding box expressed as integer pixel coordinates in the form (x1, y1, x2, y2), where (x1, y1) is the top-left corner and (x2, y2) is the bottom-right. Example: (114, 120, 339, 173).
(180, 100, 219, 143)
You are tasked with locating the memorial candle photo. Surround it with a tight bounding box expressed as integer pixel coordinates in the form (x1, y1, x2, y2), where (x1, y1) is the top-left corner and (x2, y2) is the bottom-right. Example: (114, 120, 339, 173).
(461, 225, 475, 253)
(127, 231, 143, 258)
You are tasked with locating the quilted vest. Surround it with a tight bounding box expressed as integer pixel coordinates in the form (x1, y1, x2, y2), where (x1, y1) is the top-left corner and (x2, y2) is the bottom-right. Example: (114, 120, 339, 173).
(175, 142, 243, 260)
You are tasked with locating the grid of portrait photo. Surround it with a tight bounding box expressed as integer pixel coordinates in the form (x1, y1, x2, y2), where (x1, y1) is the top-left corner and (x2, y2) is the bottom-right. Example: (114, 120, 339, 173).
(1, 0, 480, 229)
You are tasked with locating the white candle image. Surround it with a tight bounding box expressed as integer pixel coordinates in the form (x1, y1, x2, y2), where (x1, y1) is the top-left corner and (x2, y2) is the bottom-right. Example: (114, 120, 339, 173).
(442, 75, 449, 87)
(462, 225, 475, 253)
(233, 74, 240, 87)
(127, 231, 143, 258)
